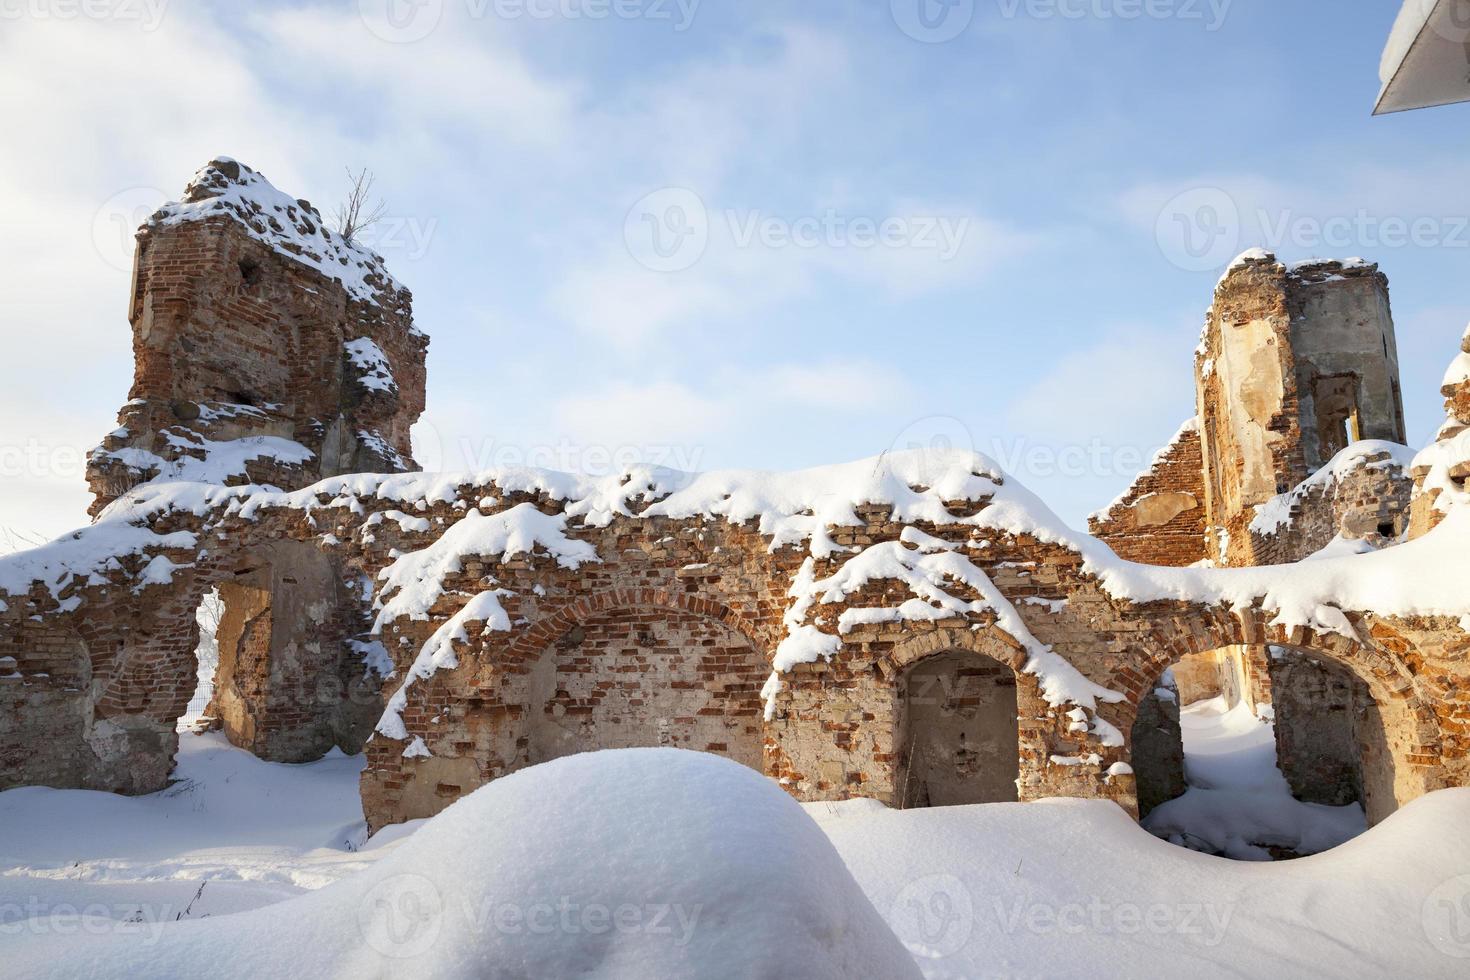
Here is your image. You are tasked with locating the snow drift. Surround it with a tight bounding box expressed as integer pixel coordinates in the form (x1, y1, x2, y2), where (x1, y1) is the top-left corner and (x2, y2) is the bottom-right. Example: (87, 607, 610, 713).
(810, 787, 1470, 978)
(7, 749, 921, 980)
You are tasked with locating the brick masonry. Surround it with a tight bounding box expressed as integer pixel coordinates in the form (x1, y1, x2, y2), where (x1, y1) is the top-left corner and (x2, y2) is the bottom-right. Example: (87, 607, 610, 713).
(85, 159, 427, 516)
(1, 169, 1467, 840)
(1089, 420, 1206, 567)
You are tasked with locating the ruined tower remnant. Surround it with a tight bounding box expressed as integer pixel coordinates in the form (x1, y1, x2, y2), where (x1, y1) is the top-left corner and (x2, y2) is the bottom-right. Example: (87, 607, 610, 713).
(85, 158, 429, 516)
(0, 160, 429, 793)
(1195, 250, 1408, 565)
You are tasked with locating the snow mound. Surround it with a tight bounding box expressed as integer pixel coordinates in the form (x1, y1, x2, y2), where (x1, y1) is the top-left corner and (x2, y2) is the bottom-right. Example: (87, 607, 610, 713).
(1215, 246, 1276, 288)
(9, 750, 921, 980)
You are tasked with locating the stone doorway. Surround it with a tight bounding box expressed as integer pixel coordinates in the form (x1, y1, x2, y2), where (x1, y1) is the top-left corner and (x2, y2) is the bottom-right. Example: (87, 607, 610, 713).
(205, 541, 377, 762)
(894, 650, 1019, 808)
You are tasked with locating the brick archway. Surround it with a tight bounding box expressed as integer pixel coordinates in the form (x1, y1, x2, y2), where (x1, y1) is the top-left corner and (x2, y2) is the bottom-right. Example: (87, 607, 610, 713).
(882, 626, 1031, 677)
(1111, 605, 1445, 822)
(509, 587, 773, 661)
(513, 590, 771, 774)
(882, 627, 1039, 807)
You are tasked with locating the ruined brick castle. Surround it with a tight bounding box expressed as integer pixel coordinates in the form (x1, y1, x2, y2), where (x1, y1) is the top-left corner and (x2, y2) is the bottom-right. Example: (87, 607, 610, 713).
(2, 160, 1467, 843)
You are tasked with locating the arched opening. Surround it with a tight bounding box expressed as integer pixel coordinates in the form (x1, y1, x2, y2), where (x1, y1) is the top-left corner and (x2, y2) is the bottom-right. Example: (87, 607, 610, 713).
(894, 650, 1019, 808)
(525, 605, 765, 771)
(1131, 643, 1387, 860)
(201, 541, 378, 762)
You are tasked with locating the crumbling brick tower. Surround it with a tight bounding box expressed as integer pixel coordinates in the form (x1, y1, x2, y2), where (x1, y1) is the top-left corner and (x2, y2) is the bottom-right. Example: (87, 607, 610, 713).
(1196, 251, 1408, 566)
(75, 158, 431, 768)
(85, 157, 428, 515)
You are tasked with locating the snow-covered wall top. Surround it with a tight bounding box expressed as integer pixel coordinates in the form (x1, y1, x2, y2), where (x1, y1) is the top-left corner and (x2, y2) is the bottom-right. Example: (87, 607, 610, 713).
(147, 158, 404, 307)
(1249, 441, 1417, 537)
(5, 445, 1470, 755)
(8, 447, 1470, 641)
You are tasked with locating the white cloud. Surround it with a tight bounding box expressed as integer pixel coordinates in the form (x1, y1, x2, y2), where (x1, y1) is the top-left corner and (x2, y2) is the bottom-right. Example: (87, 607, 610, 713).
(552, 380, 726, 447)
(1006, 322, 1196, 446)
(552, 202, 1042, 349)
(248, 7, 579, 149)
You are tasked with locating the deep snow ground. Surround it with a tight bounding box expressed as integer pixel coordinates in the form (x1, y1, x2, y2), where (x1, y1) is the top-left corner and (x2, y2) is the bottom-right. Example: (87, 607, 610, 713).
(0, 733, 375, 926)
(2, 734, 1469, 977)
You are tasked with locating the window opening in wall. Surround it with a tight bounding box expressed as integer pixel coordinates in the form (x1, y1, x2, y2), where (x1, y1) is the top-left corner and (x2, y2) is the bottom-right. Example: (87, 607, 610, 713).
(1313, 375, 1363, 461)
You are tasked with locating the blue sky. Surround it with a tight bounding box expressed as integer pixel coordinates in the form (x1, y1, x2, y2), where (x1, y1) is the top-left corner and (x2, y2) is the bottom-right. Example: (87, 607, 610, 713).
(1, 0, 1466, 543)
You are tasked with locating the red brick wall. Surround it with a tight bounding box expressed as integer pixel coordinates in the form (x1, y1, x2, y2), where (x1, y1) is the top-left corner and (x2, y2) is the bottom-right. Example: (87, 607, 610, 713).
(87, 211, 427, 514)
(525, 606, 766, 770)
(1089, 422, 1207, 567)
